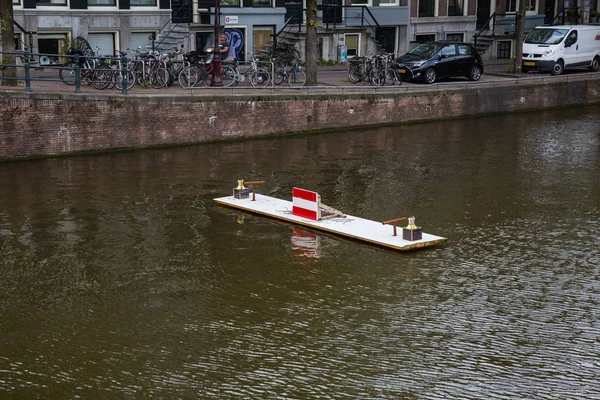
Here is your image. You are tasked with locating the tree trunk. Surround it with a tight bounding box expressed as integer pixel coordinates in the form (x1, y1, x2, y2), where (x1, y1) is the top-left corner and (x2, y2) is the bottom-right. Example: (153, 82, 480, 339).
(305, 0, 318, 86)
(513, 0, 526, 74)
(1, 0, 18, 86)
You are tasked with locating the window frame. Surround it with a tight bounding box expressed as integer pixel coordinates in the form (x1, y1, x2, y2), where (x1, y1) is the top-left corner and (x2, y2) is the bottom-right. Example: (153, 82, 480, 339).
(251, 0, 272, 6)
(497, 40, 511, 59)
(505, 0, 537, 13)
(88, 0, 117, 6)
(446, 32, 464, 42)
(36, 0, 68, 6)
(130, 0, 158, 6)
(350, 0, 372, 6)
(344, 33, 361, 57)
(418, 0, 436, 17)
(447, 0, 464, 16)
(220, 0, 241, 7)
(415, 33, 437, 43)
(379, 0, 399, 6)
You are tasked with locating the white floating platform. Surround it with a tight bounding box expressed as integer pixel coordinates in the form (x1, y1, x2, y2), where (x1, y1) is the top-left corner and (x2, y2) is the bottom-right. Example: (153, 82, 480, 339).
(214, 194, 447, 252)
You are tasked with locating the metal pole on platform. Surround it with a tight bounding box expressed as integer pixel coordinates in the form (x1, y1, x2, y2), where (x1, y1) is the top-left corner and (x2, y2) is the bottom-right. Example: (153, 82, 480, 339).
(210, 0, 223, 87)
(24, 51, 32, 92)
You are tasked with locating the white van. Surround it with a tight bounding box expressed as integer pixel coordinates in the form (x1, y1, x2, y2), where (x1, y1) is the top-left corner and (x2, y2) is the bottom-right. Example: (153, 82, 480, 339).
(522, 25, 600, 75)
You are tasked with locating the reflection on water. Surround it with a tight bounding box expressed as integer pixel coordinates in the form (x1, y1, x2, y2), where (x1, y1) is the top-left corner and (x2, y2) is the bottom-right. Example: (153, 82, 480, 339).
(1, 106, 599, 398)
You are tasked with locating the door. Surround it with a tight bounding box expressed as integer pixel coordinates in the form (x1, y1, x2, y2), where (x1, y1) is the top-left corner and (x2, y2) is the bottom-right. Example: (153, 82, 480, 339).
(253, 26, 274, 56)
(322, 0, 342, 25)
(171, 0, 192, 24)
(376, 27, 396, 55)
(436, 44, 458, 77)
(456, 43, 474, 75)
(544, 0, 556, 24)
(562, 30, 580, 66)
(476, 0, 491, 30)
(285, 0, 303, 24)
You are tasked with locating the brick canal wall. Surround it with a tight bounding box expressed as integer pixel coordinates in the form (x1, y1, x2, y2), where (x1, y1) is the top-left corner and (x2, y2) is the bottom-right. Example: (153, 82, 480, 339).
(1, 78, 599, 161)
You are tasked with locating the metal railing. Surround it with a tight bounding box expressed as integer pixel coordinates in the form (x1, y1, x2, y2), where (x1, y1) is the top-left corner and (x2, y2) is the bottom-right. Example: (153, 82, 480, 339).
(0, 50, 130, 94)
(272, 5, 382, 50)
(550, 7, 580, 25)
(473, 12, 503, 48)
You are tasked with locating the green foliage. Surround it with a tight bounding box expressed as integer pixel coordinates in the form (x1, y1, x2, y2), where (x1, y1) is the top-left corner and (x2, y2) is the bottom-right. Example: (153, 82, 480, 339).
(316, 58, 344, 66)
(1, 19, 8, 32)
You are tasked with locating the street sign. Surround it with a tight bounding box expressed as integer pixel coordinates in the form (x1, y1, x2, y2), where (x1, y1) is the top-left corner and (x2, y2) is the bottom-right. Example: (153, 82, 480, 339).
(224, 16, 238, 24)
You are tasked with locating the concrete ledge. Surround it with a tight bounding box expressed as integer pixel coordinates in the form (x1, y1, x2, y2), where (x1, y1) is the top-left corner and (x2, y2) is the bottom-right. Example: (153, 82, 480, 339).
(1, 76, 599, 161)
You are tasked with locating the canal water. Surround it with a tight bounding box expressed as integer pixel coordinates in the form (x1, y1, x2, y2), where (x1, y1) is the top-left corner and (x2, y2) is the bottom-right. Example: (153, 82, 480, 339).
(1, 106, 599, 399)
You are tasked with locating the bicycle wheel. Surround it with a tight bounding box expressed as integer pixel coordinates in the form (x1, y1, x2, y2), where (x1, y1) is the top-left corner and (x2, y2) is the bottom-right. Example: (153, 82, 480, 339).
(347, 64, 362, 84)
(369, 68, 385, 87)
(250, 68, 270, 87)
(287, 69, 306, 88)
(113, 69, 136, 90)
(384, 67, 396, 86)
(92, 67, 113, 90)
(222, 65, 236, 87)
(59, 62, 77, 85)
(273, 67, 286, 86)
(178, 66, 199, 88)
(150, 67, 169, 89)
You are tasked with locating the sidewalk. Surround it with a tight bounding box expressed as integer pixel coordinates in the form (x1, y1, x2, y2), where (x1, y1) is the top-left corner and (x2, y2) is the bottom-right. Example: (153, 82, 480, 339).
(0, 60, 543, 95)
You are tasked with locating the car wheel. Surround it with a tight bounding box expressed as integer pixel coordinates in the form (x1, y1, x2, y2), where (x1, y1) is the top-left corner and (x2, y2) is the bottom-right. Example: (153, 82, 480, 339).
(551, 60, 564, 75)
(424, 68, 436, 84)
(589, 56, 600, 72)
(469, 65, 482, 81)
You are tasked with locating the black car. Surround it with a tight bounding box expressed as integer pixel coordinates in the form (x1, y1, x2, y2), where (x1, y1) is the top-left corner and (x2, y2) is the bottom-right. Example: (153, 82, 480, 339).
(396, 41, 484, 84)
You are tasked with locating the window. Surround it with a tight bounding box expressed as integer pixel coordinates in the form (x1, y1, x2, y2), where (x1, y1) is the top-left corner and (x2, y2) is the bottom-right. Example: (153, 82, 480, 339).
(131, 0, 157, 5)
(457, 44, 472, 55)
(506, 0, 536, 13)
(418, 0, 435, 17)
(88, 33, 115, 56)
(441, 45, 456, 57)
(345, 34, 359, 56)
(415, 34, 436, 43)
(131, 32, 154, 51)
(15, 34, 22, 50)
(253, 26, 274, 55)
(448, 0, 463, 15)
(252, 0, 271, 5)
(497, 40, 511, 59)
(446, 33, 464, 42)
(36, 0, 67, 5)
(565, 30, 577, 46)
(220, 0, 240, 6)
(37, 33, 68, 63)
(379, 0, 399, 5)
(351, 0, 369, 5)
(89, 0, 116, 4)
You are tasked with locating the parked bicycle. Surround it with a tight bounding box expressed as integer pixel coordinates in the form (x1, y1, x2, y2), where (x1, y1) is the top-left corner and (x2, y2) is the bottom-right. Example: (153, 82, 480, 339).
(59, 46, 113, 90)
(224, 53, 271, 87)
(347, 53, 390, 86)
(177, 49, 235, 88)
(273, 61, 306, 88)
(111, 49, 136, 91)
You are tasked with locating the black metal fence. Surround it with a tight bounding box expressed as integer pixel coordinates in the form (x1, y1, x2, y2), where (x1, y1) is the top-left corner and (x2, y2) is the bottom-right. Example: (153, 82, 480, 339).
(0, 50, 130, 94)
